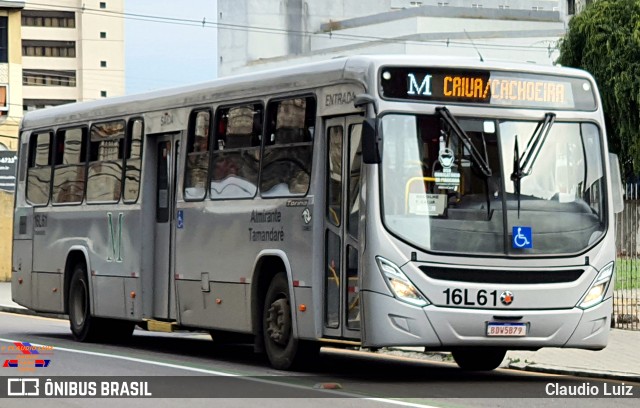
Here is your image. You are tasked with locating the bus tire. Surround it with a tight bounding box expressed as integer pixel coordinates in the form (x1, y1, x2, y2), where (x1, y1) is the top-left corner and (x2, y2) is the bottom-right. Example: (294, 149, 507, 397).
(451, 348, 507, 371)
(68, 263, 101, 342)
(262, 273, 318, 370)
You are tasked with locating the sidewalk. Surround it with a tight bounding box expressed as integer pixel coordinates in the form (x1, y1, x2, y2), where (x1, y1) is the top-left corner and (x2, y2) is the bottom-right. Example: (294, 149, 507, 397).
(504, 330, 640, 381)
(0, 281, 638, 381)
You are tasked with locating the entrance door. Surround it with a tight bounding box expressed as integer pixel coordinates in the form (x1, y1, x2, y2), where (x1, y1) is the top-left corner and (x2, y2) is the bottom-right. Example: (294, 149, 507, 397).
(153, 133, 180, 319)
(323, 116, 364, 339)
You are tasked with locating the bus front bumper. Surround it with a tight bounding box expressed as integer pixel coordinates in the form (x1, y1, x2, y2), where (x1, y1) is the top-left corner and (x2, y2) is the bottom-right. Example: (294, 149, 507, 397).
(362, 291, 611, 350)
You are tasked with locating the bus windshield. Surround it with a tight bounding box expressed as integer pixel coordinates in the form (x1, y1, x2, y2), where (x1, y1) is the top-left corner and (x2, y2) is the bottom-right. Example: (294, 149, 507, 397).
(380, 113, 606, 256)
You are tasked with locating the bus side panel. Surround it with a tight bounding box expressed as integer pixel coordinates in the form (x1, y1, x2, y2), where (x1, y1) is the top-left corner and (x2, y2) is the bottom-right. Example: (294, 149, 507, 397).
(32, 272, 63, 312)
(86, 208, 143, 320)
(91, 276, 141, 320)
(11, 240, 33, 309)
(31, 207, 143, 319)
(292, 287, 315, 339)
(92, 276, 126, 318)
(176, 281, 250, 332)
(175, 203, 255, 331)
(174, 199, 314, 334)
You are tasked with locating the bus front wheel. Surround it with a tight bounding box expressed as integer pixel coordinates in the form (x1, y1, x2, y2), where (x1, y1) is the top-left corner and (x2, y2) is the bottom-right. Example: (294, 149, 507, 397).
(262, 273, 318, 370)
(451, 348, 507, 371)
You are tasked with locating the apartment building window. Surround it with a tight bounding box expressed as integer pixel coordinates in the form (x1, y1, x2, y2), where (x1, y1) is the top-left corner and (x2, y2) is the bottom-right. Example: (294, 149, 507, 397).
(0, 17, 6, 63)
(498, 5, 509, 9)
(101, 91, 107, 97)
(472, 4, 483, 8)
(532, 6, 544, 11)
(23, 70, 77, 87)
(567, 0, 575, 15)
(100, 2, 107, 9)
(100, 61, 107, 68)
(100, 32, 107, 39)
(22, 10, 76, 28)
(437, 2, 449, 6)
(22, 40, 76, 58)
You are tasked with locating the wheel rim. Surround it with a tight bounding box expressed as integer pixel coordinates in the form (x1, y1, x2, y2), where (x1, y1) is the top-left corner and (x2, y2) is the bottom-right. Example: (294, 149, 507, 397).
(70, 278, 87, 327)
(266, 297, 291, 346)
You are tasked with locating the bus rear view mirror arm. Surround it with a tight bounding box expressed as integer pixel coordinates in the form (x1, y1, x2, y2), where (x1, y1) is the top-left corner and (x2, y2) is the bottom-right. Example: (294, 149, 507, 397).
(354, 93, 378, 116)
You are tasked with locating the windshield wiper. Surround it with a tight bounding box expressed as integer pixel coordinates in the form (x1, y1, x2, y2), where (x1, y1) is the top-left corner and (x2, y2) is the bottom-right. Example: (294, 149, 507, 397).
(436, 107, 493, 220)
(436, 107, 492, 178)
(510, 112, 555, 217)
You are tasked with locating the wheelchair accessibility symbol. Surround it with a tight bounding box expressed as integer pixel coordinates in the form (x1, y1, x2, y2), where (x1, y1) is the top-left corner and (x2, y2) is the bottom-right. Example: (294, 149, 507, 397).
(512, 226, 532, 249)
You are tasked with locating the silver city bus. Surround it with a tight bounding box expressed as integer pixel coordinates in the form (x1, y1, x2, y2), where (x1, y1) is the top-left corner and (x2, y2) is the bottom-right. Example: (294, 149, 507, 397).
(12, 56, 625, 370)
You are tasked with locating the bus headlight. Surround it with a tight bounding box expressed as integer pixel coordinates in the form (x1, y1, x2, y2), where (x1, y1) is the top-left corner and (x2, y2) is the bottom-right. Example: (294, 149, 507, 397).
(376, 257, 429, 307)
(579, 262, 614, 309)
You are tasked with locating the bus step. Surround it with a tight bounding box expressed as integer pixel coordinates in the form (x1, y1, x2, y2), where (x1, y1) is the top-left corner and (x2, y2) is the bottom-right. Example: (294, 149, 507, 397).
(145, 320, 176, 333)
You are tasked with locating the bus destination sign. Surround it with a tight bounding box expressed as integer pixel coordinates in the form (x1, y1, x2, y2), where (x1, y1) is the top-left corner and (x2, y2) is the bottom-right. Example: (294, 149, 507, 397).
(379, 67, 597, 110)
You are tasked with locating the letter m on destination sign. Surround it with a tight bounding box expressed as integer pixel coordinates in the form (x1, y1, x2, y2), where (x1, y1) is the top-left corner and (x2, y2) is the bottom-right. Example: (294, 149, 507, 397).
(407, 73, 433, 96)
(107, 212, 124, 262)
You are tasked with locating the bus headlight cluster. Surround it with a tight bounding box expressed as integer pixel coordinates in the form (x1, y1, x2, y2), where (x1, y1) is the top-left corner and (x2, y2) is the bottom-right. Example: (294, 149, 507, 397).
(376, 257, 429, 307)
(579, 262, 614, 309)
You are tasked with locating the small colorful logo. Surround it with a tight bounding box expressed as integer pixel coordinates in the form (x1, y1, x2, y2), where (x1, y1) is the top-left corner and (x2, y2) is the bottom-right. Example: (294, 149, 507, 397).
(1, 342, 53, 372)
(500, 291, 514, 306)
(302, 208, 312, 224)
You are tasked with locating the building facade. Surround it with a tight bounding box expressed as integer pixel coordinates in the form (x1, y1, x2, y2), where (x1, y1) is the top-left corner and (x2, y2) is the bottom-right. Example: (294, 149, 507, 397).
(0, 0, 23, 282)
(218, 0, 583, 76)
(21, 0, 125, 111)
(0, 0, 125, 281)
(0, 1, 23, 151)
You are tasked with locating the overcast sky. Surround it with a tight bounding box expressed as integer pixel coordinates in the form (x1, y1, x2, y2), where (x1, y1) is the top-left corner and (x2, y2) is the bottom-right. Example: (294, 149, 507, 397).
(125, 0, 218, 95)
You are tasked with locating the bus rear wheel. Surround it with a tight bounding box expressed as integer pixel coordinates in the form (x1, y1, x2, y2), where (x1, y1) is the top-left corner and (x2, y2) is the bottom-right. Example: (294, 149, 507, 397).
(262, 273, 318, 370)
(451, 348, 507, 371)
(69, 264, 100, 342)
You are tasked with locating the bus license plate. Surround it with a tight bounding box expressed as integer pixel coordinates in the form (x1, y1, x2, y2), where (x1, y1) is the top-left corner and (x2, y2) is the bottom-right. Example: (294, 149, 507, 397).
(486, 322, 527, 337)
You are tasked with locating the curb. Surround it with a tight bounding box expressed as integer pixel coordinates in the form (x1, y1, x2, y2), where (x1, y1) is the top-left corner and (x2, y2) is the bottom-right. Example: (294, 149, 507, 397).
(0, 304, 68, 320)
(507, 362, 640, 383)
(387, 347, 640, 382)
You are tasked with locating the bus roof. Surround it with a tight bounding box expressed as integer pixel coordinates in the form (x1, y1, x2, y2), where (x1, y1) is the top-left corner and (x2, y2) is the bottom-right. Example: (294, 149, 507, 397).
(20, 55, 594, 131)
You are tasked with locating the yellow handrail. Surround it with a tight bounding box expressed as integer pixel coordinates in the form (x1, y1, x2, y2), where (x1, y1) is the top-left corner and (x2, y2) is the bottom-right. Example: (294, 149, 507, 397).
(404, 177, 436, 212)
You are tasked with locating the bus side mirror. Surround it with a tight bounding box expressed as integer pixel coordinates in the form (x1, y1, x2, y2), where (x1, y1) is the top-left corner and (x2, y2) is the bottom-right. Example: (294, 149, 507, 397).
(362, 118, 382, 164)
(609, 153, 624, 214)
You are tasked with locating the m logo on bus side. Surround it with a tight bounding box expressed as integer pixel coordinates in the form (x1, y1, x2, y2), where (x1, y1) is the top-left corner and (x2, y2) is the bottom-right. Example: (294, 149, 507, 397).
(500, 291, 514, 306)
(107, 212, 124, 262)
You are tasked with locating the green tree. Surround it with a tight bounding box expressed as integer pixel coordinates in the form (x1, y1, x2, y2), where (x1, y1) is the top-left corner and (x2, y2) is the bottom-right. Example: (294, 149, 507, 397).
(557, 0, 640, 178)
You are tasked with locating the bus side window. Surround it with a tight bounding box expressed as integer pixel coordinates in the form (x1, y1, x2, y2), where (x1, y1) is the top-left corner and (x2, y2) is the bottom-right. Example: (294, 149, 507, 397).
(87, 120, 125, 203)
(124, 119, 143, 203)
(347, 124, 362, 238)
(184, 110, 211, 200)
(261, 96, 315, 197)
(210, 104, 261, 200)
(52, 127, 87, 204)
(26, 131, 53, 205)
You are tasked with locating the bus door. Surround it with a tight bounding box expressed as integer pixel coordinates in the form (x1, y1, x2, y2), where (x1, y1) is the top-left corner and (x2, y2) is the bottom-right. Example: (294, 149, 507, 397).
(323, 116, 364, 340)
(152, 133, 181, 319)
